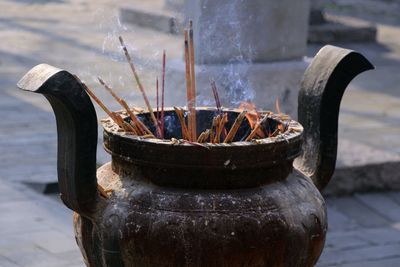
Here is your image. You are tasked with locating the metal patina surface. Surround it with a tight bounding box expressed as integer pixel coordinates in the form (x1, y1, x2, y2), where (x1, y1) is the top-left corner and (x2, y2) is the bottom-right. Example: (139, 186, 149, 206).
(17, 45, 373, 266)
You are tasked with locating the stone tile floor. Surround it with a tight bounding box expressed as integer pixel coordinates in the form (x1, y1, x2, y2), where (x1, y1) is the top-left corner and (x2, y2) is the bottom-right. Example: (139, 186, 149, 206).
(3, 178, 400, 266)
(0, 179, 83, 267)
(1, 0, 400, 266)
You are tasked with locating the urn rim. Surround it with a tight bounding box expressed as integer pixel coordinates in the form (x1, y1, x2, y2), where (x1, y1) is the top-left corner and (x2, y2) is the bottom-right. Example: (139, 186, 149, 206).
(101, 107, 303, 149)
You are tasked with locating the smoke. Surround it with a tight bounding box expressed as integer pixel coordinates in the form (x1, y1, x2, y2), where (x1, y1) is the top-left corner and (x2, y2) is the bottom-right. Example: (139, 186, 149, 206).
(81, 10, 166, 105)
(81, 2, 286, 114)
(100, 15, 128, 62)
(218, 60, 255, 106)
(195, 0, 256, 107)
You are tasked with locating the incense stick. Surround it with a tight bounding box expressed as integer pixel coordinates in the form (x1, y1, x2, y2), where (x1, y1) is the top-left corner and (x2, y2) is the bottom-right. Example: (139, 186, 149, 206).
(119, 36, 161, 137)
(211, 80, 222, 114)
(214, 113, 227, 143)
(79, 79, 128, 130)
(240, 128, 252, 141)
(97, 77, 141, 134)
(213, 115, 222, 143)
(197, 130, 207, 143)
(79, 24, 286, 145)
(122, 120, 138, 134)
(80, 81, 112, 117)
(184, 30, 193, 141)
(224, 111, 247, 143)
(245, 115, 269, 141)
(209, 117, 217, 143)
(161, 50, 166, 139)
(174, 107, 190, 140)
(156, 77, 159, 123)
(221, 112, 228, 139)
(119, 99, 154, 136)
(111, 111, 137, 133)
(203, 129, 210, 143)
(97, 77, 153, 136)
(189, 21, 197, 141)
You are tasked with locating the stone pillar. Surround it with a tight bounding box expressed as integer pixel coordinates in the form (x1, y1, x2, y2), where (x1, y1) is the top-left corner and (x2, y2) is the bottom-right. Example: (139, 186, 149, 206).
(185, 0, 310, 64)
(167, 0, 311, 117)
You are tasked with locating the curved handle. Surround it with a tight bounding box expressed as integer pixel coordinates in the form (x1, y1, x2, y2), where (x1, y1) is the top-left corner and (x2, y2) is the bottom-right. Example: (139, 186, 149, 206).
(17, 64, 100, 216)
(294, 45, 374, 191)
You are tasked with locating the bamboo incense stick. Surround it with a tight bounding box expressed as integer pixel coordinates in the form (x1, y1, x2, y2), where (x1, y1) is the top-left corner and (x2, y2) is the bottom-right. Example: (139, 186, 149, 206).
(174, 107, 190, 140)
(112, 111, 137, 133)
(245, 123, 262, 141)
(271, 128, 280, 137)
(197, 129, 211, 143)
(97, 77, 126, 107)
(197, 132, 205, 143)
(197, 130, 207, 143)
(79, 79, 128, 130)
(119, 99, 154, 136)
(119, 36, 161, 137)
(184, 30, 193, 141)
(97, 77, 153, 136)
(203, 129, 210, 143)
(161, 50, 166, 139)
(78, 27, 285, 144)
(224, 111, 247, 143)
(213, 115, 222, 143)
(96, 78, 141, 134)
(214, 113, 227, 143)
(112, 112, 126, 128)
(80, 80, 113, 117)
(211, 80, 222, 114)
(245, 115, 269, 141)
(189, 21, 197, 141)
(122, 121, 138, 135)
(240, 128, 252, 142)
(221, 112, 228, 139)
(156, 77, 159, 123)
(209, 117, 217, 143)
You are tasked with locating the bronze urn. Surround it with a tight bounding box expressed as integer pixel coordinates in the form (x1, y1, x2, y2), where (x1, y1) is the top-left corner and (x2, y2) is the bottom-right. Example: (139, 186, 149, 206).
(17, 45, 373, 267)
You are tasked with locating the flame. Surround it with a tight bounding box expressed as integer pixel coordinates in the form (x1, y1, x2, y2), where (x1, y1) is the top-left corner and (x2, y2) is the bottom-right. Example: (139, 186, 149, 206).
(239, 102, 259, 129)
(239, 101, 265, 138)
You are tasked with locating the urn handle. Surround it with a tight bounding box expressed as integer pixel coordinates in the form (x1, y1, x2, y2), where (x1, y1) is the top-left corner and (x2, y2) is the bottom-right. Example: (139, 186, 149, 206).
(17, 64, 101, 216)
(294, 45, 374, 191)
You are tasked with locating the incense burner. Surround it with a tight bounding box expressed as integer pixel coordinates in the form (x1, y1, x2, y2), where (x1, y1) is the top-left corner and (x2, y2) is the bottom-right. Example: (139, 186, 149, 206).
(17, 45, 373, 267)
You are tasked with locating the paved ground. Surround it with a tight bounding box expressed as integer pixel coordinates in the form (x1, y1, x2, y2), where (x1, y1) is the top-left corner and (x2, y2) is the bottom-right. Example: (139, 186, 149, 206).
(1, 0, 400, 266)
(3, 179, 400, 267)
(0, 180, 83, 267)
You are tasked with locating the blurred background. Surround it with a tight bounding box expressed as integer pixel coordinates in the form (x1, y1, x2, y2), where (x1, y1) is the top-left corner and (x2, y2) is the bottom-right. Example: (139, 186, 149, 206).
(1, 0, 400, 266)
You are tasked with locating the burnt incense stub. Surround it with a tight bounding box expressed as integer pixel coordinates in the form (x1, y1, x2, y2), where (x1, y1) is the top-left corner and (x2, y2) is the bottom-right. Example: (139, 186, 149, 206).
(17, 45, 373, 267)
(102, 107, 303, 189)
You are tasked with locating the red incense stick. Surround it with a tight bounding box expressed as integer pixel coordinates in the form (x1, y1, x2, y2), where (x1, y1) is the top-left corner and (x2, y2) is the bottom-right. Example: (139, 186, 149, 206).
(156, 77, 159, 123)
(211, 80, 222, 113)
